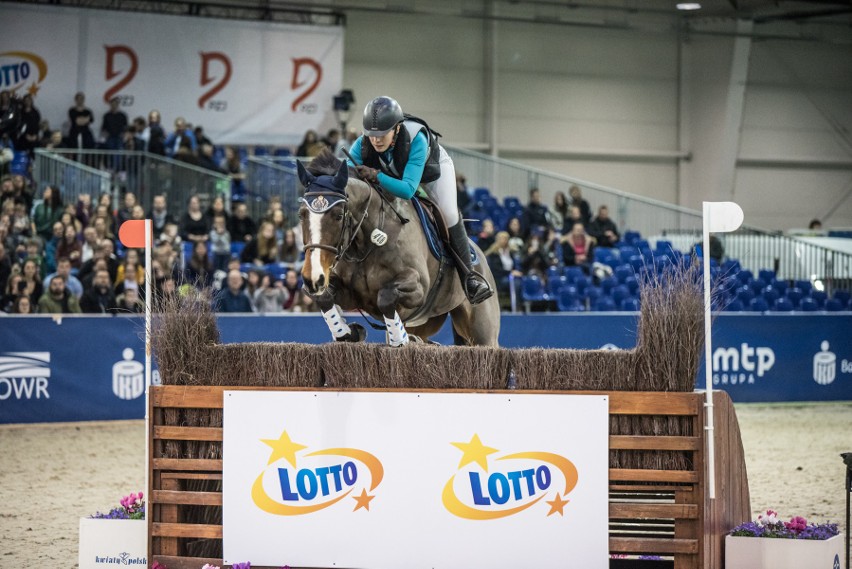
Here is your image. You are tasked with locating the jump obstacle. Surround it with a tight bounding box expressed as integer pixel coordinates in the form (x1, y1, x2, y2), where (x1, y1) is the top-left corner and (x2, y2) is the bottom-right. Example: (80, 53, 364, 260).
(146, 266, 750, 568)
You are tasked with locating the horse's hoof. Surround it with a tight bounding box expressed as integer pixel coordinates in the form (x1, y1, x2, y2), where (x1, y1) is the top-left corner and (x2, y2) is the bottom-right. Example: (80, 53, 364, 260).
(337, 323, 367, 343)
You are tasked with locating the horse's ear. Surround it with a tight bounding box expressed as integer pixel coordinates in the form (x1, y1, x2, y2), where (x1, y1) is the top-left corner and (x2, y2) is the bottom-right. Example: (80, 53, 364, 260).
(332, 160, 348, 191)
(296, 160, 315, 188)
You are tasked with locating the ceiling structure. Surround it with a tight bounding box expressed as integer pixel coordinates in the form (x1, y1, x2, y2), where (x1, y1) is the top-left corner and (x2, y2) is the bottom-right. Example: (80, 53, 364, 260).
(10, 0, 852, 42)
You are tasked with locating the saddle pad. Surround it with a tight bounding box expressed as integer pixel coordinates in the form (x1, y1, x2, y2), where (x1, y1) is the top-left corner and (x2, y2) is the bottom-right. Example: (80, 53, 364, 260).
(410, 197, 479, 265)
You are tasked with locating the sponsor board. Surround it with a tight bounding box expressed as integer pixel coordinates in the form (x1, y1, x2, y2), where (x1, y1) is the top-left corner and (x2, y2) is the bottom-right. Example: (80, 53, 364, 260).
(223, 391, 609, 568)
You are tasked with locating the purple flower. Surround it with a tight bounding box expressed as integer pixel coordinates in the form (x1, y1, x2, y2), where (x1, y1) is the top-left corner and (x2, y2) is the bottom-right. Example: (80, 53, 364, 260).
(231, 564, 251, 569)
(730, 512, 838, 540)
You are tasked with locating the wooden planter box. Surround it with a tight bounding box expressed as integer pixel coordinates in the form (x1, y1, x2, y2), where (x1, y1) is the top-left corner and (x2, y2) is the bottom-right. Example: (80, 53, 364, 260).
(725, 533, 843, 569)
(79, 518, 147, 569)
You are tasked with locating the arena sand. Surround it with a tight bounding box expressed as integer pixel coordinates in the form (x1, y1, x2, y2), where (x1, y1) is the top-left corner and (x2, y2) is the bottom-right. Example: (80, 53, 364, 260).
(1, 403, 850, 567)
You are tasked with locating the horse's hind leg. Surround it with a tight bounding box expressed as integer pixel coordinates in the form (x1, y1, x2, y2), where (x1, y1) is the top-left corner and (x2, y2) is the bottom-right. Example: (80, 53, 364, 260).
(450, 301, 500, 347)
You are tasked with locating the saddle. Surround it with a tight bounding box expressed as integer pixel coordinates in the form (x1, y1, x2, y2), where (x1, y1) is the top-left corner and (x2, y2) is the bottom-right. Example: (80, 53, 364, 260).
(411, 192, 478, 265)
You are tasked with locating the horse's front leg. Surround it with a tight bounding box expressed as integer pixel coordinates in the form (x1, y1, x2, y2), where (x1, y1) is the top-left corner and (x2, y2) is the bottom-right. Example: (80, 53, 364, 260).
(313, 285, 366, 343)
(377, 270, 425, 347)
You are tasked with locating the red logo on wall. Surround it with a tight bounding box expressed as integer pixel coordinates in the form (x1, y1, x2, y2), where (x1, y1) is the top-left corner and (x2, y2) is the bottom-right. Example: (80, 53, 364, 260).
(291, 58, 322, 112)
(103, 45, 138, 103)
(198, 51, 232, 110)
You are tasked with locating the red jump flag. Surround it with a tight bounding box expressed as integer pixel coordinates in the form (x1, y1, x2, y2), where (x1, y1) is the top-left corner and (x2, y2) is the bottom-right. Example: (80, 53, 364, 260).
(118, 220, 148, 248)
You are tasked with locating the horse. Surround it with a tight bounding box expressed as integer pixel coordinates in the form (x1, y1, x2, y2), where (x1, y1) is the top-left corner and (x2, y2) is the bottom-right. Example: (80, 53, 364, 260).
(297, 151, 500, 347)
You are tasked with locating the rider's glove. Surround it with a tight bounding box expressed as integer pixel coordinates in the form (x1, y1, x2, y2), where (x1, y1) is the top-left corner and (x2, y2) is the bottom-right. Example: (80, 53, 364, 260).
(355, 165, 379, 184)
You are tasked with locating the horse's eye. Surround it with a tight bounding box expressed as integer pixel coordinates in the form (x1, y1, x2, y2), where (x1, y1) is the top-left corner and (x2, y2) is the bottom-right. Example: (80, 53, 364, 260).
(335, 213, 344, 221)
(298, 210, 307, 220)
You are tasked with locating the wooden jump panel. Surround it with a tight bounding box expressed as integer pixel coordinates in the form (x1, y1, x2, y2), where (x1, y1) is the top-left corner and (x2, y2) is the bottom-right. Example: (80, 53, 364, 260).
(149, 386, 749, 569)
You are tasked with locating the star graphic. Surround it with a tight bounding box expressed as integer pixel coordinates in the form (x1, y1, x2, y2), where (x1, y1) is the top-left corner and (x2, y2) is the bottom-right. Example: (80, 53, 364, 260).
(27, 82, 40, 97)
(545, 493, 570, 516)
(352, 488, 375, 512)
(451, 433, 499, 471)
(260, 430, 307, 467)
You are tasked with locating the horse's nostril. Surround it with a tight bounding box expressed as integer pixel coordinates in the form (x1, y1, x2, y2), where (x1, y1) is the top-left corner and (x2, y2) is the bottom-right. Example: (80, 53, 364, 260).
(303, 277, 314, 292)
(317, 274, 326, 288)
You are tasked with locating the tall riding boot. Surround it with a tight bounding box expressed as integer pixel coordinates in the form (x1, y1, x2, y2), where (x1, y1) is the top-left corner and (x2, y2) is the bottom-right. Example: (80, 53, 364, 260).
(448, 222, 494, 305)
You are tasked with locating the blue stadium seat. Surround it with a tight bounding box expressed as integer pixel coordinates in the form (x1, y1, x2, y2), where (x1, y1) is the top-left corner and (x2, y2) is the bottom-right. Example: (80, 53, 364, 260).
(833, 290, 851, 305)
(473, 188, 491, 202)
(564, 266, 585, 283)
(230, 241, 246, 259)
(548, 275, 569, 297)
(761, 286, 781, 304)
(769, 279, 788, 293)
(521, 275, 547, 303)
(748, 297, 769, 312)
(736, 285, 754, 306)
(654, 255, 673, 274)
(274, 147, 292, 157)
(585, 286, 602, 303)
(794, 280, 812, 295)
(785, 287, 804, 306)
(614, 264, 633, 284)
(824, 298, 844, 312)
(623, 231, 641, 245)
(810, 290, 827, 307)
(771, 298, 794, 312)
(618, 246, 638, 260)
(736, 270, 754, 285)
(721, 259, 741, 274)
(600, 276, 618, 295)
(758, 269, 776, 283)
(628, 255, 645, 273)
(624, 275, 640, 296)
(573, 275, 590, 293)
(612, 285, 630, 305)
(594, 247, 617, 265)
(593, 296, 617, 312)
(503, 196, 521, 210)
(749, 279, 767, 296)
(655, 240, 675, 258)
(798, 297, 818, 312)
(556, 286, 584, 312)
(724, 299, 744, 312)
(253, 146, 269, 157)
(620, 297, 640, 311)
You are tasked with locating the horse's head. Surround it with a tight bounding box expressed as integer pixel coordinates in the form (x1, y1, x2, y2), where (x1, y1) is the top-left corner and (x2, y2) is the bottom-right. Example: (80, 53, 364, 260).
(297, 158, 350, 296)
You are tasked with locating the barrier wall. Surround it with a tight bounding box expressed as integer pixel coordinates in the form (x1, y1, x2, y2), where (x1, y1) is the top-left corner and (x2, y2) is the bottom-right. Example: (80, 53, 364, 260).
(1, 313, 850, 423)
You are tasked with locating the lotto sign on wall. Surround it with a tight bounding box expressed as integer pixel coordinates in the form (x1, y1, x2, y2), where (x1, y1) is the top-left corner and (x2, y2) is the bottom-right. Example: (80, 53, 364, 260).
(223, 391, 609, 568)
(2, 4, 342, 145)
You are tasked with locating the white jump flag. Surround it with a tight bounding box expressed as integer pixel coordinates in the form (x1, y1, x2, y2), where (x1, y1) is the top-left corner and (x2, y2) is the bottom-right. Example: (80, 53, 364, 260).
(702, 202, 744, 500)
(118, 219, 153, 531)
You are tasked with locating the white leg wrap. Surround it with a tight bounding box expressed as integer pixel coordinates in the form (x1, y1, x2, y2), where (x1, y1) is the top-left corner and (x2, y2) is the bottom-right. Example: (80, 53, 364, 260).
(322, 305, 352, 339)
(384, 312, 409, 347)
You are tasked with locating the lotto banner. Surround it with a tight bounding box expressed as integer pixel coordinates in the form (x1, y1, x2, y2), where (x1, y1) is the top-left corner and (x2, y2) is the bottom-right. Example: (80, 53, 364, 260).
(1, 4, 343, 145)
(222, 391, 610, 568)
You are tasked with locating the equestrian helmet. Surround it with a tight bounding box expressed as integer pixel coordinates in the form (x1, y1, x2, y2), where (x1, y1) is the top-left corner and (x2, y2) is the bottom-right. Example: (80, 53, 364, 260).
(363, 96, 403, 137)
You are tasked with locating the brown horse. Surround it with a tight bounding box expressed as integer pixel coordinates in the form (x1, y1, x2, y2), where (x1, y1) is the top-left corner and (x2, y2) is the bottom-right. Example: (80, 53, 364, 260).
(297, 151, 500, 346)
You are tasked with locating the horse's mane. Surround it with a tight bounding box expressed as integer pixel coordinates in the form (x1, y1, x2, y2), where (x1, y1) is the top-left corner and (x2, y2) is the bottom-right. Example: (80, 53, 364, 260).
(306, 148, 344, 176)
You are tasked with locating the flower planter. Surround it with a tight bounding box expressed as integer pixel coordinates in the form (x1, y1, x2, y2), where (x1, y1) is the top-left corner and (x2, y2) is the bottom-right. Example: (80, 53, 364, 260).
(725, 533, 843, 569)
(78, 518, 147, 568)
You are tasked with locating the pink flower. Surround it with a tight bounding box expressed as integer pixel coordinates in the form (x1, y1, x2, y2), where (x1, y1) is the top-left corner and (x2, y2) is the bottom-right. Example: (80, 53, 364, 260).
(784, 516, 808, 533)
(201, 564, 221, 569)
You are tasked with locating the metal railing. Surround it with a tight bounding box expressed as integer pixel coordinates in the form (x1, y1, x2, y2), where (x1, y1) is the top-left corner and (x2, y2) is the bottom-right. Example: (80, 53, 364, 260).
(244, 156, 300, 225)
(34, 149, 231, 219)
(446, 145, 852, 288)
(33, 149, 112, 208)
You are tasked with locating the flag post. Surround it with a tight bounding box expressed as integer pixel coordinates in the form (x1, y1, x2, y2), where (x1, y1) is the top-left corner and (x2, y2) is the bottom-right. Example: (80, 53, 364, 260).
(117, 219, 153, 543)
(701, 201, 744, 501)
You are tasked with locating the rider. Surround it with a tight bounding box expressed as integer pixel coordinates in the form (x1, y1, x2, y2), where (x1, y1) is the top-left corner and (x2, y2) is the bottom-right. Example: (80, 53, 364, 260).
(347, 96, 493, 305)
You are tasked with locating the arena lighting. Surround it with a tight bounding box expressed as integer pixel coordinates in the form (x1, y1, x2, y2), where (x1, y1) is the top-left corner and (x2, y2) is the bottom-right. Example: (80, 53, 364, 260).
(676, 3, 702, 10)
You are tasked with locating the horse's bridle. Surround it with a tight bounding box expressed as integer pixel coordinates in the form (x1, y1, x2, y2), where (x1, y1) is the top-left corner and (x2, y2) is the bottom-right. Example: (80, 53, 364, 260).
(301, 183, 380, 272)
